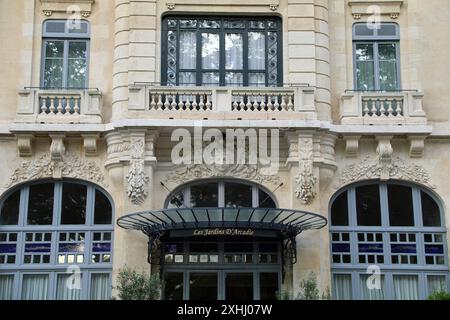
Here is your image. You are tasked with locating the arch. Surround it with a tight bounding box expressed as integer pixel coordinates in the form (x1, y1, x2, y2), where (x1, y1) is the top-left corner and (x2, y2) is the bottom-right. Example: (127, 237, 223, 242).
(164, 178, 278, 209)
(329, 180, 449, 300)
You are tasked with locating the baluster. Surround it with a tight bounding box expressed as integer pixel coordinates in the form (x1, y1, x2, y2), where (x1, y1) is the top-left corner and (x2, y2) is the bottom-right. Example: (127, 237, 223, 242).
(65, 97, 72, 115)
(287, 95, 294, 111)
(267, 96, 273, 110)
(387, 100, 394, 117)
(40, 97, 48, 114)
(363, 99, 370, 117)
(371, 99, 378, 117)
(49, 96, 56, 114)
(157, 94, 164, 110)
(199, 95, 205, 110)
(185, 94, 192, 110)
(192, 94, 198, 110)
(246, 94, 252, 111)
(232, 96, 239, 111)
(380, 99, 387, 117)
(73, 97, 80, 114)
(396, 99, 404, 116)
(178, 93, 185, 110)
(205, 94, 212, 110)
(274, 95, 280, 111)
(260, 95, 266, 111)
(171, 94, 177, 110)
(281, 95, 287, 111)
(150, 94, 157, 110)
(252, 94, 259, 111)
(56, 97, 63, 115)
(239, 96, 245, 111)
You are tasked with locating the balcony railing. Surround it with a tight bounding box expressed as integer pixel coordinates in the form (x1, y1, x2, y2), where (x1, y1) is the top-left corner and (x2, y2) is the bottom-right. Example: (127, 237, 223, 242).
(17, 88, 102, 124)
(129, 85, 317, 120)
(340, 91, 427, 125)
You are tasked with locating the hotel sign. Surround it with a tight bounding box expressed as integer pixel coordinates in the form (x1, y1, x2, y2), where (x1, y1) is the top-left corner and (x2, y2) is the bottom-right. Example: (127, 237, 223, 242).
(170, 228, 276, 238)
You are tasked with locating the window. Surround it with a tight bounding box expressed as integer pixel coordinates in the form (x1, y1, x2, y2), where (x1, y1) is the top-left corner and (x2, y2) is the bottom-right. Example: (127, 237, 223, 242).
(330, 182, 448, 300)
(0, 180, 113, 300)
(41, 20, 90, 89)
(162, 16, 282, 87)
(166, 180, 277, 208)
(353, 23, 400, 91)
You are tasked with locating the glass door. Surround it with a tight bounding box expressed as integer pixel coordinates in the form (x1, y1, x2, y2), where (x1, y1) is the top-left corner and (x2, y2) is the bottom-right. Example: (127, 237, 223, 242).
(225, 272, 254, 300)
(189, 272, 218, 300)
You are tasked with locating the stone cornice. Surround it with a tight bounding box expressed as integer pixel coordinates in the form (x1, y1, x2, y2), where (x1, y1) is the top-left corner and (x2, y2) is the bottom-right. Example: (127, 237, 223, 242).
(40, 0, 95, 17)
(348, 0, 403, 20)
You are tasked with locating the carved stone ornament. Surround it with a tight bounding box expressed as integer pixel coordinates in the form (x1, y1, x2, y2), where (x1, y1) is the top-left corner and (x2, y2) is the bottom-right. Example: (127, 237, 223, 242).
(6, 153, 107, 189)
(126, 137, 149, 205)
(167, 3, 175, 10)
(295, 137, 317, 205)
(340, 156, 435, 189)
(165, 163, 281, 186)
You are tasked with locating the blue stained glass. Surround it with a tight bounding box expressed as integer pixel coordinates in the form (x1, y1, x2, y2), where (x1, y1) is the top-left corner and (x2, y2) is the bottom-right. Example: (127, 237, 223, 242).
(92, 243, 111, 253)
(391, 244, 416, 254)
(425, 245, 444, 254)
(358, 243, 383, 253)
(25, 243, 51, 253)
(0, 244, 16, 253)
(332, 243, 350, 253)
(59, 243, 84, 253)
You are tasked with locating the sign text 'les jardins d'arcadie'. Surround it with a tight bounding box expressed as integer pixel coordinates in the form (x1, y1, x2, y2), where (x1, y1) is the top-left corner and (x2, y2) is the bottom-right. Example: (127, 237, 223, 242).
(193, 228, 255, 237)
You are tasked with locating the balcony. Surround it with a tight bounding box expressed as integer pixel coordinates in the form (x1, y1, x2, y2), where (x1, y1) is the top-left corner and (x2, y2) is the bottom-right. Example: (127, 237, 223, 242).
(16, 88, 103, 124)
(340, 91, 427, 125)
(128, 85, 317, 120)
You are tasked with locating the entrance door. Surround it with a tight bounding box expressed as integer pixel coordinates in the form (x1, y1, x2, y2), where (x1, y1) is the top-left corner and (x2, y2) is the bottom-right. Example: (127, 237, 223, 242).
(225, 273, 254, 300)
(189, 272, 218, 300)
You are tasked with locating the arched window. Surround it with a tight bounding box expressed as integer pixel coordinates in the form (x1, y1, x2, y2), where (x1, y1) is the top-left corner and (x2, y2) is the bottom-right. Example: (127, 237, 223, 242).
(330, 181, 448, 300)
(0, 180, 113, 300)
(165, 180, 277, 209)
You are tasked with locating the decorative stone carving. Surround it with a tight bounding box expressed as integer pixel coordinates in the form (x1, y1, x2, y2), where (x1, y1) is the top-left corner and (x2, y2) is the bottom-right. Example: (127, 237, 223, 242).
(7, 153, 107, 189)
(167, 3, 175, 10)
(40, 0, 94, 18)
(165, 163, 281, 186)
(16, 134, 34, 157)
(43, 10, 52, 16)
(352, 13, 362, 20)
(50, 134, 66, 162)
(340, 156, 435, 189)
(344, 136, 360, 158)
(269, 4, 278, 11)
(83, 134, 99, 157)
(376, 137, 393, 180)
(348, 1, 403, 20)
(409, 136, 426, 158)
(126, 136, 149, 205)
(295, 136, 317, 205)
(390, 13, 399, 19)
(81, 11, 91, 18)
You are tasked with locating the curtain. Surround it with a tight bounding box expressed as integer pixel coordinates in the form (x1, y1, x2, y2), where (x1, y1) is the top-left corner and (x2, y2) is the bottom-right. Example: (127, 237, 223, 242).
(0, 275, 14, 300)
(21, 274, 49, 300)
(179, 31, 197, 70)
(56, 274, 82, 300)
(248, 32, 265, 70)
(428, 275, 447, 295)
(225, 33, 243, 70)
(201, 33, 220, 70)
(393, 275, 419, 300)
(333, 274, 352, 300)
(90, 274, 110, 300)
(360, 274, 385, 300)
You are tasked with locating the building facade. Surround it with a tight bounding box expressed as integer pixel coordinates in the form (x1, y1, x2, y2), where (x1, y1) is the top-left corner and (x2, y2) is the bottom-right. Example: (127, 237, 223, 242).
(0, 0, 449, 300)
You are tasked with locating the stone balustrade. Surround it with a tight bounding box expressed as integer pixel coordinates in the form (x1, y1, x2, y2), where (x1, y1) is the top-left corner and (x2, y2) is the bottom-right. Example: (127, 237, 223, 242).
(340, 91, 427, 125)
(17, 89, 102, 124)
(129, 85, 316, 120)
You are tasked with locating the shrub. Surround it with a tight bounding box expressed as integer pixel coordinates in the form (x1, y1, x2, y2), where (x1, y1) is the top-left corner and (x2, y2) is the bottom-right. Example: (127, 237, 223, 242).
(115, 267, 162, 300)
(427, 291, 450, 300)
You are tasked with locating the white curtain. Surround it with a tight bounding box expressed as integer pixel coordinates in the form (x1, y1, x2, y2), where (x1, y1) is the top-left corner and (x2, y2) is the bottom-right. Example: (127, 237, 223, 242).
(21, 275, 49, 300)
(179, 31, 197, 70)
(56, 274, 82, 300)
(333, 274, 352, 300)
(248, 32, 265, 70)
(201, 33, 220, 69)
(393, 275, 419, 300)
(428, 275, 447, 295)
(90, 274, 110, 300)
(360, 274, 385, 300)
(225, 33, 243, 70)
(0, 275, 14, 300)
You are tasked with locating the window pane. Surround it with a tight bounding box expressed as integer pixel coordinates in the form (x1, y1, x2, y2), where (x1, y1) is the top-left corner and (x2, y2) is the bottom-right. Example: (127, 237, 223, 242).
(356, 43, 374, 60)
(225, 273, 253, 300)
(388, 185, 414, 226)
(225, 33, 243, 70)
(179, 31, 196, 69)
(0, 190, 20, 225)
(260, 273, 279, 300)
(202, 33, 219, 69)
(249, 73, 266, 87)
(333, 274, 352, 300)
(44, 58, 64, 88)
(56, 274, 82, 300)
(190, 183, 218, 207)
(0, 275, 14, 300)
(189, 273, 217, 300)
(360, 274, 385, 300)
(45, 40, 64, 58)
(428, 275, 447, 295)
(27, 183, 54, 225)
(331, 191, 349, 226)
(225, 183, 252, 208)
(164, 273, 183, 300)
(90, 274, 110, 300)
(68, 58, 87, 88)
(393, 275, 419, 300)
(422, 192, 441, 227)
(259, 189, 276, 208)
(202, 72, 219, 86)
(45, 21, 66, 34)
(61, 183, 87, 225)
(379, 61, 398, 91)
(354, 24, 374, 37)
(22, 274, 49, 300)
(377, 24, 398, 37)
(378, 43, 397, 60)
(225, 72, 243, 86)
(68, 21, 89, 34)
(356, 185, 381, 226)
(179, 72, 196, 86)
(94, 190, 112, 225)
(248, 32, 265, 70)
(356, 61, 375, 90)
(68, 41, 87, 59)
